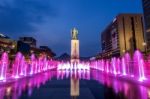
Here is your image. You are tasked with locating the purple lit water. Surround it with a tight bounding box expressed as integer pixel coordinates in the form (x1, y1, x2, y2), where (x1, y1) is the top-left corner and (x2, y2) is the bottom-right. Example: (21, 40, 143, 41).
(134, 50, 146, 81)
(0, 70, 149, 99)
(0, 52, 58, 81)
(0, 52, 8, 80)
(0, 50, 150, 99)
(90, 50, 148, 82)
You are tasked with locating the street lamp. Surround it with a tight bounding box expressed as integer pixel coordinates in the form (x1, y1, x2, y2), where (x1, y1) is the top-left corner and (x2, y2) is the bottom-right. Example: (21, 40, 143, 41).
(142, 42, 147, 55)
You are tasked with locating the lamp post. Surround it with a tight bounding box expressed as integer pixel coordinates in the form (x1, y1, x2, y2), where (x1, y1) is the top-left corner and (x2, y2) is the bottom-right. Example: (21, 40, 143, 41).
(142, 42, 147, 55)
(122, 49, 126, 56)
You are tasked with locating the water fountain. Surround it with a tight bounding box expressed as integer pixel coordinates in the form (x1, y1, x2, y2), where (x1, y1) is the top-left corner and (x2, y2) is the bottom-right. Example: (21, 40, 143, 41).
(13, 52, 22, 78)
(89, 50, 149, 83)
(134, 50, 146, 81)
(0, 51, 58, 82)
(125, 53, 131, 75)
(0, 48, 149, 86)
(121, 57, 127, 76)
(116, 58, 121, 74)
(30, 54, 36, 75)
(0, 52, 8, 81)
(112, 58, 117, 75)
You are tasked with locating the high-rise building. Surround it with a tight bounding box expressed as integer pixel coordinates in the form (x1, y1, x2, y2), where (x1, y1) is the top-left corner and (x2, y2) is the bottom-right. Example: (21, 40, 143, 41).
(101, 14, 145, 58)
(142, 0, 150, 51)
(19, 37, 36, 47)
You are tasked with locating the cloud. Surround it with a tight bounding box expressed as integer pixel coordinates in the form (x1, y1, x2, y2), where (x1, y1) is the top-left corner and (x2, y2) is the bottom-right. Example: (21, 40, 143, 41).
(0, 0, 57, 34)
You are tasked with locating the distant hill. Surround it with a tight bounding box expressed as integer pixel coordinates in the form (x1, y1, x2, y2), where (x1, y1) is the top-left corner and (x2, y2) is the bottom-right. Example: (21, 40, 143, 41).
(56, 53, 70, 61)
(56, 53, 90, 61)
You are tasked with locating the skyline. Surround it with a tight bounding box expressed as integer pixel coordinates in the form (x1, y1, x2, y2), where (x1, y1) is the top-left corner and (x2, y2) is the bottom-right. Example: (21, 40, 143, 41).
(0, 0, 143, 56)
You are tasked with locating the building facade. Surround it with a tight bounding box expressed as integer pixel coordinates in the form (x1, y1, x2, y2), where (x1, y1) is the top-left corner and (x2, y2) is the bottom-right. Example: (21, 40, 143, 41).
(0, 33, 17, 56)
(101, 14, 145, 58)
(17, 41, 30, 55)
(19, 37, 36, 47)
(142, 0, 150, 51)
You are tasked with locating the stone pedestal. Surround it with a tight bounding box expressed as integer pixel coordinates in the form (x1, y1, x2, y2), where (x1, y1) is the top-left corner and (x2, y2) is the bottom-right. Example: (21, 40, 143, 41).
(71, 40, 79, 63)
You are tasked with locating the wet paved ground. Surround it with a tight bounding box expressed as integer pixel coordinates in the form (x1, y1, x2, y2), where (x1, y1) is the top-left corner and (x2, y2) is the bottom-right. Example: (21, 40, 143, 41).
(19, 78, 107, 99)
(1, 70, 150, 99)
(20, 79, 93, 99)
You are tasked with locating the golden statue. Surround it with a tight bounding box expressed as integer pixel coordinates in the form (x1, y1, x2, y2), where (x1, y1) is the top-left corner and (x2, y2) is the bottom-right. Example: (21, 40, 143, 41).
(71, 28, 78, 40)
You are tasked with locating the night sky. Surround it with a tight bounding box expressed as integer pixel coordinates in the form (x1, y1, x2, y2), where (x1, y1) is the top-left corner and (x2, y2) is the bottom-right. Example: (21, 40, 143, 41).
(0, 0, 143, 56)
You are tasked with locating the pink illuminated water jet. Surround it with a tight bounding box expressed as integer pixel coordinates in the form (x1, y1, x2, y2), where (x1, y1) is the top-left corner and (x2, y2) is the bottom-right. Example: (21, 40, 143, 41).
(0, 52, 58, 82)
(0, 52, 8, 80)
(13, 52, 22, 78)
(0, 50, 149, 84)
(134, 50, 146, 81)
(121, 57, 127, 76)
(90, 50, 149, 82)
(112, 58, 117, 75)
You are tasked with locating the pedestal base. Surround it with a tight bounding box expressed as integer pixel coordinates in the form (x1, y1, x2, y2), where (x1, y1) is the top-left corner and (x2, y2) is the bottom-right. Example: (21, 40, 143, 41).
(71, 40, 80, 63)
